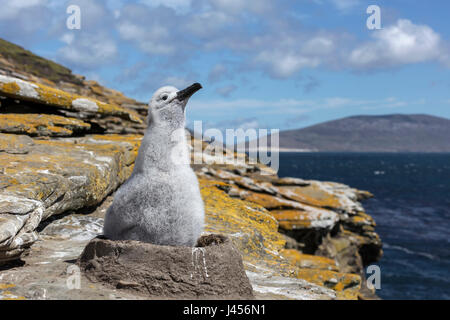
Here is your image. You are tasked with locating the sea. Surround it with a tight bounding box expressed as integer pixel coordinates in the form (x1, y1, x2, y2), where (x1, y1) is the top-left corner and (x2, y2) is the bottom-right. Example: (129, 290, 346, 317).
(277, 152, 450, 300)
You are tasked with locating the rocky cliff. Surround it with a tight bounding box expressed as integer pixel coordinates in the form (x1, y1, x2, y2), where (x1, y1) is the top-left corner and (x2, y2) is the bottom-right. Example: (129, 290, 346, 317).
(0, 38, 382, 300)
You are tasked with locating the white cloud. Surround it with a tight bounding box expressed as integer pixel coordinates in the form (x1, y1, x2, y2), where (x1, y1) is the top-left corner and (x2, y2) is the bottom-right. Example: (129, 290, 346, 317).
(60, 33, 74, 45)
(57, 33, 118, 68)
(250, 33, 339, 78)
(113, 3, 450, 80)
(302, 37, 335, 55)
(54, 0, 121, 69)
(210, 0, 272, 14)
(67, 0, 113, 29)
(116, 4, 190, 57)
(4, 0, 449, 90)
(161, 76, 192, 89)
(0, 0, 47, 19)
(118, 21, 175, 55)
(255, 51, 321, 78)
(0, 0, 52, 39)
(349, 19, 446, 69)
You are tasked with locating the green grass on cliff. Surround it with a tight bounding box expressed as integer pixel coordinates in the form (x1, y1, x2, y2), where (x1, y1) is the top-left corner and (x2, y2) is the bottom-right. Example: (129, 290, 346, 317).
(0, 38, 82, 85)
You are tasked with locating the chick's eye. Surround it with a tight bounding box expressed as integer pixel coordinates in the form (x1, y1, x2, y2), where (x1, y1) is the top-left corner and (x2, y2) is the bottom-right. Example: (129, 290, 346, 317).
(161, 95, 168, 101)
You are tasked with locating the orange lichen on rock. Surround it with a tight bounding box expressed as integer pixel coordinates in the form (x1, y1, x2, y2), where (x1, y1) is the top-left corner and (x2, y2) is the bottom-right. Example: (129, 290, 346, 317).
(0, 75, 143, 124)
(280, 249, 339, 271)
(346, 211, 376, 227)
(0, 114, 91, 136)
(272, 184, 343, 209)
(198, 179, 361, 299)
(270, 207, 339, 230)
(1, 81, 20, 94)
(240, 191, 300, 209)
(294, 268, 361, 300)
(200, 179, 291, 273)
(90, 134, 142, 150)
(0, 283, 15, 290)
(34, 83, 72, 108)
(270, 209, 313, 229)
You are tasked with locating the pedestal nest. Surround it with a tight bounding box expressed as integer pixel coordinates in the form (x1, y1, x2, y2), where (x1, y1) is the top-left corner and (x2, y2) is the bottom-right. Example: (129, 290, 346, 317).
(77, 234, 254, 299)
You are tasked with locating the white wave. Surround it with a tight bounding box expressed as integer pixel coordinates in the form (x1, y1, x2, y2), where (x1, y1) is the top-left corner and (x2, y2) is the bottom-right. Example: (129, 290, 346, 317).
(383, 243, 439, 261)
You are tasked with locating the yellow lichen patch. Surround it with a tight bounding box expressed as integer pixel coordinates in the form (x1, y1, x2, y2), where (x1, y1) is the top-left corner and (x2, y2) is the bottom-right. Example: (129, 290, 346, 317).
(46, 126, 72, 135)
(1, 81, 20, 95)
(90, 134, 143, 161)
(0, 114, 91, 136)
(0, 75, 143, 124)
(0, 289, 26, 300)
(0, 283, 15, 290)
(0, 136, 138, 221)
(273, 184, 343, 210)
(347, 211, 375, 227)
(201, 179, 357, 298)
(0, 154, 77, 203)
(2, 296, 27, 300)
(270, 208, 338, 230)
(32, 139, 133, 199)
(356, 190, 374, 200)
(240, 191, 298, 209)
(294, 269, 361, 300)
(87, 80, 106, 96)
(270, 210, 312, 229)
(35, 84, 73, 108)
(280, 249, 339, 271)
(199, 179, 297, 275)
(95, 101, 143, 123)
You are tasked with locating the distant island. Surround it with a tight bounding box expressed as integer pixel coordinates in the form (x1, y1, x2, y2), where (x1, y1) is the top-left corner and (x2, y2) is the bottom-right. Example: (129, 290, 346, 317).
(260, 114, 450, 152)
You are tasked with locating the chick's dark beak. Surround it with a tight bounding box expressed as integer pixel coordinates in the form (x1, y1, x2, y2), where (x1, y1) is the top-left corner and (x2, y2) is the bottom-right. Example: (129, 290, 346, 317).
(176, 83, 202, 102)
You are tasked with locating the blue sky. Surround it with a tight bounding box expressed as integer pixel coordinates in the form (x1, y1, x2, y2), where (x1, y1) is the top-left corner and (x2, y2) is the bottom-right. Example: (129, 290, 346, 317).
(0, 0, 449, 133)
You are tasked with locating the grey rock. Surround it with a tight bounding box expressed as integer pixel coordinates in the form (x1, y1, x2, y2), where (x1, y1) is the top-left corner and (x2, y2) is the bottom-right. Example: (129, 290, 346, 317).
(0, 133, 34, 154)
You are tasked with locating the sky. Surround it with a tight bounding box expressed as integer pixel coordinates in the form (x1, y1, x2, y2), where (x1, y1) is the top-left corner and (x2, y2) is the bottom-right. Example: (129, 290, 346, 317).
(0, 0, 449, 134)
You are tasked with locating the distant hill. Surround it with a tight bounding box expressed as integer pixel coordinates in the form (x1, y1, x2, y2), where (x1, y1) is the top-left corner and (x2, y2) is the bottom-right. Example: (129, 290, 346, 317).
(0, 38, 82, 85)
(268, 114, 450, 152)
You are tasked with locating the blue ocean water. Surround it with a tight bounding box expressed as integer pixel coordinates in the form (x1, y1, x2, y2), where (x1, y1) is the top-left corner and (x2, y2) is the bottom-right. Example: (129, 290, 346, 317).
(277, 153, 450, 300)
